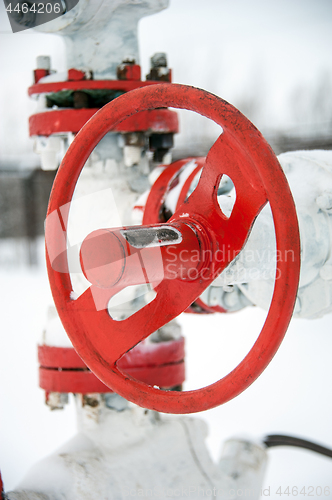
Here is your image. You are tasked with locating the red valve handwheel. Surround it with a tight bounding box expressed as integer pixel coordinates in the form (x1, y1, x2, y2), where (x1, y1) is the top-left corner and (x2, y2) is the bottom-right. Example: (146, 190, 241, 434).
(46, 84, 300, 414)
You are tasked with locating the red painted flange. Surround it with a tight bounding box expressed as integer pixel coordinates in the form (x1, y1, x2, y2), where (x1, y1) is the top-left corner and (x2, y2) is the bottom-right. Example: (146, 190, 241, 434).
(28, 78, 167, 97)
(39, 338, 185, 393)
(39, 363, 184, 394)
(45, 84, 300, 414)
(29, 108, 178, 137)
(38, 339, 185, 369)
(28, 76, 177, 137)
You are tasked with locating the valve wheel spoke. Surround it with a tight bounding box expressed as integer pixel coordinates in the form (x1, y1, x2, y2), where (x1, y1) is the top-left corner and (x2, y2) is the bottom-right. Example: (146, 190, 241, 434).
(171, 133, 268, 272)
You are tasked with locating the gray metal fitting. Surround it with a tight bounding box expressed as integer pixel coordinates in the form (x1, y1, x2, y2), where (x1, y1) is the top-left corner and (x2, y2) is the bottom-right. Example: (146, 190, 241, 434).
(150, 52, 167, 68)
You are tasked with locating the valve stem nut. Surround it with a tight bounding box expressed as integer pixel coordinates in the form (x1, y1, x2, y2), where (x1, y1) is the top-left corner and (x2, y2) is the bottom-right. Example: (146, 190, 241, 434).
(34, 55, 51, 83)
(117, 56, 141, 81)
(45, 391, 69, 410)
(146, 52, 171, 82)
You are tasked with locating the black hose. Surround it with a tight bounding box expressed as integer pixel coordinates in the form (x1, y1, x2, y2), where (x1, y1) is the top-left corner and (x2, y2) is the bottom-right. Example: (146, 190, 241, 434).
(263, 434, 332, 459)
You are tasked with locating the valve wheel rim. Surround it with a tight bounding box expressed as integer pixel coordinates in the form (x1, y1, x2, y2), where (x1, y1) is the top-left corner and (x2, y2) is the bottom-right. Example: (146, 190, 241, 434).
(46, 83, 300, 414)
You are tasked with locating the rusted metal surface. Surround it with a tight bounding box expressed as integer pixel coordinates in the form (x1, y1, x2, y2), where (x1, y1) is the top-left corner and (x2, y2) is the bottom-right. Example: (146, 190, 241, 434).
(117, 60, 141, 81)
(146, 52, 172, 82)
(45, 83, 300, 414)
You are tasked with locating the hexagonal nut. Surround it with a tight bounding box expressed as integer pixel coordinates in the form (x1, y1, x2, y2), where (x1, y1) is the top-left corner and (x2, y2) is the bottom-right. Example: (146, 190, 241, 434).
(151, 52, 167, 68)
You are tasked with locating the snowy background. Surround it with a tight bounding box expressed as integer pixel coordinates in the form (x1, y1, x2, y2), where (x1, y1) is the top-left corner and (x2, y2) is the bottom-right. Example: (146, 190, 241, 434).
(1, 0, 332, 495)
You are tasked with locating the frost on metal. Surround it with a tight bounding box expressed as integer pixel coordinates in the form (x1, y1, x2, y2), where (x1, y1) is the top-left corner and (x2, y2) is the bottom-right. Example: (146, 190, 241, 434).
(34, 0, 170, 79)
(5, 403, 267, 500)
